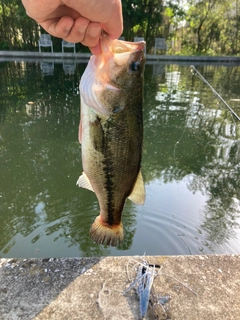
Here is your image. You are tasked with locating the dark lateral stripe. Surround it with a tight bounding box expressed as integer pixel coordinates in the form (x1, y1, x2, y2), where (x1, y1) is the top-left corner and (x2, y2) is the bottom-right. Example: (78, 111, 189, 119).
(102, 150, 115, 225)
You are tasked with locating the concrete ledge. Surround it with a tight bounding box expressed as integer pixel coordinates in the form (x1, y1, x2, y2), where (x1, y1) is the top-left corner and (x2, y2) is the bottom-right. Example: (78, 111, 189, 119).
(0, 51, 91, 60)
(0, 255, 239, 319)
(146, 54, 240, 63)
(1, 51, 240, 64)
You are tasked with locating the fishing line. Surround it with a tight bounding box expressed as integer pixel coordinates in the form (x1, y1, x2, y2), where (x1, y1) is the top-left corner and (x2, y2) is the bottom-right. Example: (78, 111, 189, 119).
(190, 65, 240, 121)
(174, 66, 240, 166)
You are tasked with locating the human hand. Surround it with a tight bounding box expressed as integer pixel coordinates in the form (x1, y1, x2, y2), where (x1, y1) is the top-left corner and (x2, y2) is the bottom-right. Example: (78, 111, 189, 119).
(21, 0, 123, 55)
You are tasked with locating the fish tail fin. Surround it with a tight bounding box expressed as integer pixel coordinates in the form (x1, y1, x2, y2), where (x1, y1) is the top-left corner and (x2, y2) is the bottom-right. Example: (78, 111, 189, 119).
(89, 216, 124, 246)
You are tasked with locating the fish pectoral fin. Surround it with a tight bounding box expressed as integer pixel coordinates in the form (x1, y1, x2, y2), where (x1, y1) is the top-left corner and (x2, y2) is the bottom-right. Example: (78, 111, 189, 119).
(78, 119, 82, 144)
(128, 170, 145, 205)
(90, 116, 105, 152)
(76, 172, 94, 192)
(105, 83, 120, 91)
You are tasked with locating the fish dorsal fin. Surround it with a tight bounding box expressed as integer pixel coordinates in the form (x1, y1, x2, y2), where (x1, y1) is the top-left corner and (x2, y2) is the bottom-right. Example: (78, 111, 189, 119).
(76, 172, 94, 192)
(128, 170, 145, 205)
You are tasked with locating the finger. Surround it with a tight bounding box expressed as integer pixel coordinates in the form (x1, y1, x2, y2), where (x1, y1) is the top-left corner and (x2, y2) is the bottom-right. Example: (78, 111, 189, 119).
(40, 16, 74, 39)
(81, 22, 102, 49)
(102, 19, 123, 40)
(101, 1, 123, 39)
(62, 16, 90, 43)
(89, 42, 102, 55)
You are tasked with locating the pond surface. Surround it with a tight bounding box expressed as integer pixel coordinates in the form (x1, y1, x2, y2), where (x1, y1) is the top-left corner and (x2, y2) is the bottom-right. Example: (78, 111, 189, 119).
(0, 60, 239, 258)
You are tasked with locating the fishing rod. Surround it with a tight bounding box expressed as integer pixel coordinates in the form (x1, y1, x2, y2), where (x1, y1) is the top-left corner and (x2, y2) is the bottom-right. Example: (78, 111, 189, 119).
(190, 65, 240, 121)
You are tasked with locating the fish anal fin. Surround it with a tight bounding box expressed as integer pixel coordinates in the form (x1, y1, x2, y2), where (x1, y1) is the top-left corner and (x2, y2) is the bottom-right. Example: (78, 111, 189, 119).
(128, 170, 145, 205)
(90, 216, 124, 246)
(76, 172, 94, 192)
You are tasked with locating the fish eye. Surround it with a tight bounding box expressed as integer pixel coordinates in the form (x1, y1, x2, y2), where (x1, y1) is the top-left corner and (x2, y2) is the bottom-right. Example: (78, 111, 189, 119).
(130, 61, 141, 72)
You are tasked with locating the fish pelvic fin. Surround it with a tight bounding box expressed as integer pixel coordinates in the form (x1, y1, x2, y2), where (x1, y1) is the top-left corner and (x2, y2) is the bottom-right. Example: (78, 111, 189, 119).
(128, 170, 145, 205)
(76, 172, 94, 192)
(89, 216, 124, 246)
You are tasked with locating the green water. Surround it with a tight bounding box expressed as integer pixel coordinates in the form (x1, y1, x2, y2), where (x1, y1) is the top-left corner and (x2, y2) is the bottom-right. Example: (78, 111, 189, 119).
(0, 60, 239, 257)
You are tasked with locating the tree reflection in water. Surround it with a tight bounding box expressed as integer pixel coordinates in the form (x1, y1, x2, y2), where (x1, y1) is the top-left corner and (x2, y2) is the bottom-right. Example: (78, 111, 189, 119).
(0, 61, 239, 257)
(144, 63, 240, 251)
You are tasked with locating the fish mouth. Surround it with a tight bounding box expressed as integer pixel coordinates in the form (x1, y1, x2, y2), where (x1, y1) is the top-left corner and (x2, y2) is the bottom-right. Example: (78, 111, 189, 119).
(100, 32, 146, 55)
(111, 39, 145, 54)
(99, 33, 145, 69)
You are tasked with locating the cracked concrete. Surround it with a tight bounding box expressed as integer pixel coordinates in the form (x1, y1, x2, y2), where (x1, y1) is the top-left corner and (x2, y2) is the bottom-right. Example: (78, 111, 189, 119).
(0, 255, 240, 319)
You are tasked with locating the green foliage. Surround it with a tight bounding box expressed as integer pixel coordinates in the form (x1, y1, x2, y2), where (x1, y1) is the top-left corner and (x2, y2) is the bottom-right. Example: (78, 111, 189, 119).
(0, 0, 239, 55)
(179, 0, 240, 55)
(0, 40, 9, 50)
(122, 0, 164, 50)
(0, 0, 39, 50)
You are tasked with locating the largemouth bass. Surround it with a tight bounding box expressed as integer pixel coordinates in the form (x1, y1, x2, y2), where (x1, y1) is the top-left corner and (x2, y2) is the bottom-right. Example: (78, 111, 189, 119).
(77, 33, 146, 246)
